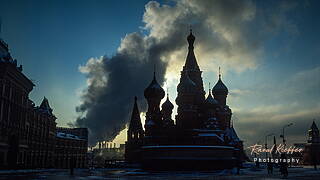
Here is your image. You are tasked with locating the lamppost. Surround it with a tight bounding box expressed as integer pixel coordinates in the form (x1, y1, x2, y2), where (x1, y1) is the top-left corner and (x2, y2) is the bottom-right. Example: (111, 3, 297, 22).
(280, 123, 293, 147)
(265, 133, 274, 159)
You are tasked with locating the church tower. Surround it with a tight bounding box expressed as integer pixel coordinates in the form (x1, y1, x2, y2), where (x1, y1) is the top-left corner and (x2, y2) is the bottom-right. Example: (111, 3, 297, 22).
(127, 96, 144, 141)
(144, 71, 165, 136)
(176, 30, 205, 129)
(125, 96, 144, 162)
(308, 121, 320, 143)
(212, 68, 232, 129)
(183, 29, 206, 103)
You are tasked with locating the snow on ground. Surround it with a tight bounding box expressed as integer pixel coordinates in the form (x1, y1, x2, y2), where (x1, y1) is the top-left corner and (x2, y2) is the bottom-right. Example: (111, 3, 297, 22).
(0, 166, 319, 179)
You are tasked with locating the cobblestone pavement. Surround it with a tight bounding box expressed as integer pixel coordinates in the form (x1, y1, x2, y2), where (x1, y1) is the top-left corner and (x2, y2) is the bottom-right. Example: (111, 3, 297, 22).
(0, 167, 319, 179)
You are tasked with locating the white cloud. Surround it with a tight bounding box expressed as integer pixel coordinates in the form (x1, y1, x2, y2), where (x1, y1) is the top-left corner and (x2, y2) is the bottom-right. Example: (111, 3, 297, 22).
(76, 0, 303, 145)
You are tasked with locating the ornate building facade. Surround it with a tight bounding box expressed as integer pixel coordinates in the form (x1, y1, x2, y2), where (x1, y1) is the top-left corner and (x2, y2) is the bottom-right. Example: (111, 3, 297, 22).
(0, 38, 88, 169)
(26, 97, 57, 168)
(125, 31, 244, 170)
(0, 39, 35, 168)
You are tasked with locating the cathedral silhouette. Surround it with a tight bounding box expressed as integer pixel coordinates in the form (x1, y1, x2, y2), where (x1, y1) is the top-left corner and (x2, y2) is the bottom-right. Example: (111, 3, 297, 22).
(125, 30, 245, 170)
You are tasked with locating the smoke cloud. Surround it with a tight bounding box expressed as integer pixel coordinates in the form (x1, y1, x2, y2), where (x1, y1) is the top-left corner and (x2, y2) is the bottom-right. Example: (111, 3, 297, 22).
(74, 0, 298, 146)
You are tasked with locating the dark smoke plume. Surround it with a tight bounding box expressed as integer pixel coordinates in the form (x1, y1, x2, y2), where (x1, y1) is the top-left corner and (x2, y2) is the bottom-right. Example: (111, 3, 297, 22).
(75, 31, 187, 145)
(73, 0, 299, 146)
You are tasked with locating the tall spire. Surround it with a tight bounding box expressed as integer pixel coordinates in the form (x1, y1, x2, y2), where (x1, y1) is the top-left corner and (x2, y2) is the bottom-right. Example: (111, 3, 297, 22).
(219, 66, 221, 79)
(128, 96, 144, 141)
(308, 120, 320, 143)
(311, 120, 318, 130)
(183, 29, 200, 71)
(187, 28, 195, 48)
(128, 96, 143, 131)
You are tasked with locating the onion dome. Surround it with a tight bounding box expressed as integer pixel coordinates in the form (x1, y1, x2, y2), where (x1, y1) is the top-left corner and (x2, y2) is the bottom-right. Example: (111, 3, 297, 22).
(205, 90, 219, 107)
(144, 71, 165, 99)
(212, 78, 228, 93)
(162, 94, 174, 110)
(177, 71, 197, 93)
(212, 70, 228, 94)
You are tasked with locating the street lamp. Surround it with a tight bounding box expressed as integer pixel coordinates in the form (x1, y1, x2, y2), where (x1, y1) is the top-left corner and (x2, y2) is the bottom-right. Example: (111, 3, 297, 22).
(280, 123, 293, 147)
(265, 133, 274, 159)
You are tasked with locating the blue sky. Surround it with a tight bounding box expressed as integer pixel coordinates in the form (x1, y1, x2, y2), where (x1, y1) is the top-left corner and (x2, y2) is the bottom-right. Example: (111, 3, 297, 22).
(0, 0, 150, 126)
(0, 0, 319, 146)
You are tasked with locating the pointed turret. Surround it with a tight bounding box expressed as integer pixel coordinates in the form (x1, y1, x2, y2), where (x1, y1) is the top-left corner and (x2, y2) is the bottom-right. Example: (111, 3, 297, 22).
(308, 120, 320, 143)
(128, 96, 144, 141)
(311, 121, 318, 130)
(125, 97, 144, 162)
(39, 96, 53, 115)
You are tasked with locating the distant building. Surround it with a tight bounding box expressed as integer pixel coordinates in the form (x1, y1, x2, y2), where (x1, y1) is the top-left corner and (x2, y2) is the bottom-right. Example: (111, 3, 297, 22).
(55, 128, 88, 168)
(88, 142, 125, 168)
(95, 142, 125, 159)
(0, 38, 88, 169)
(303, 121, 320, 165)
(125, 30, 245, 170)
